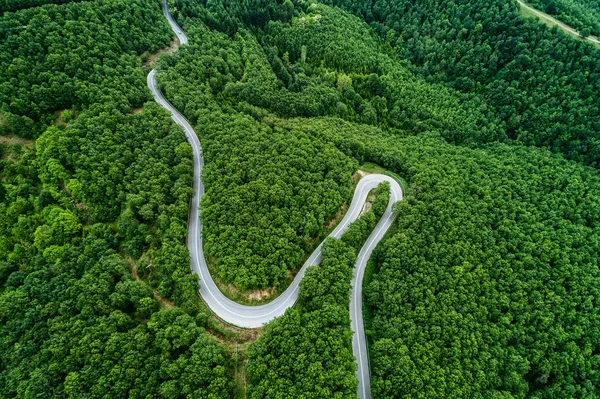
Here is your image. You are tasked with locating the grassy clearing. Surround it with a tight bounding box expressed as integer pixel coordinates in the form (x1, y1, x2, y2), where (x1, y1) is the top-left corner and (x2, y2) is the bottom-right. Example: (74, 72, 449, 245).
(520, 4, 559, 30)
(0, 135, 34, 147)
(54, 109, 75, 126)
(0, 135, 34, 160)
(141, 38, 179, 68)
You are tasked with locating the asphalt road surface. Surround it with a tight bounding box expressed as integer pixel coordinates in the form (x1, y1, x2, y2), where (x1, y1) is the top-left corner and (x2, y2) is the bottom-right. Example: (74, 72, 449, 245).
(161, 0, 187, 45)
(150, 2, 404, 397)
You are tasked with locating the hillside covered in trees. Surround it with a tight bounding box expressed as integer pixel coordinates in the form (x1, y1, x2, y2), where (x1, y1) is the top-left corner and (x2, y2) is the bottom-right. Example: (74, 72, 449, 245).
(1, 0, 232, 397)
(0, 0, 172, 137)
(158, 0, 600, 397)
(3, 0, 600, 397)
(525, 0, 600, 37)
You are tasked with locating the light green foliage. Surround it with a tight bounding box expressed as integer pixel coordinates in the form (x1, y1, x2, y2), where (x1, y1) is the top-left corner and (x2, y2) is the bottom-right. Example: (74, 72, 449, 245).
(0, 159, 230, 397)
(0, 107, 230, 396)
(33, 206, 80, 249)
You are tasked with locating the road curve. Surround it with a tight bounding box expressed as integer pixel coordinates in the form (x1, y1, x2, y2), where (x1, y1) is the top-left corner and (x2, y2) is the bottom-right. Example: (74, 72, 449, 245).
(161, 0, 187, 45)
(517, 0, 600, 44)
(150, 2, 403, 397)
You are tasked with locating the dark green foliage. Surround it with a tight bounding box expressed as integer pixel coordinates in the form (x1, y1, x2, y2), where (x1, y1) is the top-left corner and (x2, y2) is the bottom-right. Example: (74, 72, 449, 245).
(0, 0, 85, 13)
(168, 3, 503, 144)
(318, 0, 600, 166)
(275, 116, 600, 398)
(33, 103, 196, 300)
(0, 0, 171, 137)
(246, 240, 357, 398)
(340, 212, 376, 252)
(38, 103, 193, 225)
(339, 182, 389, 251)
(366, 135, 600, 398)
(157, 23, 358, 289)
(0, 238, 229, 397)
(153, 6, 600, 396)
(167, 0, 294, 35)
(154, 7, 507, 291)
(246, 205, 386, 398)
(0, 136, 230, 397)
(4, 0, 600, 396)
(197, 109, 355, 289)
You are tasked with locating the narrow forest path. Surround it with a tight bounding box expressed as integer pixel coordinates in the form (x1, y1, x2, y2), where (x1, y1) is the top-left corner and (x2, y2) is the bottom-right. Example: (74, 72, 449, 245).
(517, 0, 600, 44)
(149, 2, 404, 398)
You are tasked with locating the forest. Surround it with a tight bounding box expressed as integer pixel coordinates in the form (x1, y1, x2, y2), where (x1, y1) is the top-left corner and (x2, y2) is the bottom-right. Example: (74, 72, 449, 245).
(0, 102, 231, 398)
(156, 25, 358, 289)
(3, 0, 600, 397)
(169, 0, 600, 165)
(1, 0, 233, 397)
(276, 116, 600, 398)
(319, 0, 600, 166)
(0, 0, 171, 137)
(525, 0, 600, 37)
(158, 0, 600, 396)
(246, 185, 388, 398)
(0, 0, 84, 13)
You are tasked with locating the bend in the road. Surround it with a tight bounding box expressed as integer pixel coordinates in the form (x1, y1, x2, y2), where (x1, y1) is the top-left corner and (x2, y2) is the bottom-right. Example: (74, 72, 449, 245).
(150, 2, 403, 398)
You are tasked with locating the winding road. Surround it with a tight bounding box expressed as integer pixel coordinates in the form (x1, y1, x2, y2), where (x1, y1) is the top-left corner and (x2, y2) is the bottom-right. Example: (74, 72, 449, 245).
(149, 2, 403, 398)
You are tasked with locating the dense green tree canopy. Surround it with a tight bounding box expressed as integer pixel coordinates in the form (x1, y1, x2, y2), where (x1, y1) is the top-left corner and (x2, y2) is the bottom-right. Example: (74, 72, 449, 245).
(3, 0, 600, 397)
(318, 0, 600, 166)
(273, 116, 600, 398)
(152, 3, 600, 395)
(246, 192, 388, 398)
(197, 111, 355, 289)
(156, 22, 359, 289)
(0, 0, 171, 138)
(526, 0, 600, 37)
(0, 0, 84, 13)
(1, 0, 232, 397)
(0, 109, 231, 397)
(363, 135, 600, 398)
(172, 0, 600, 165)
